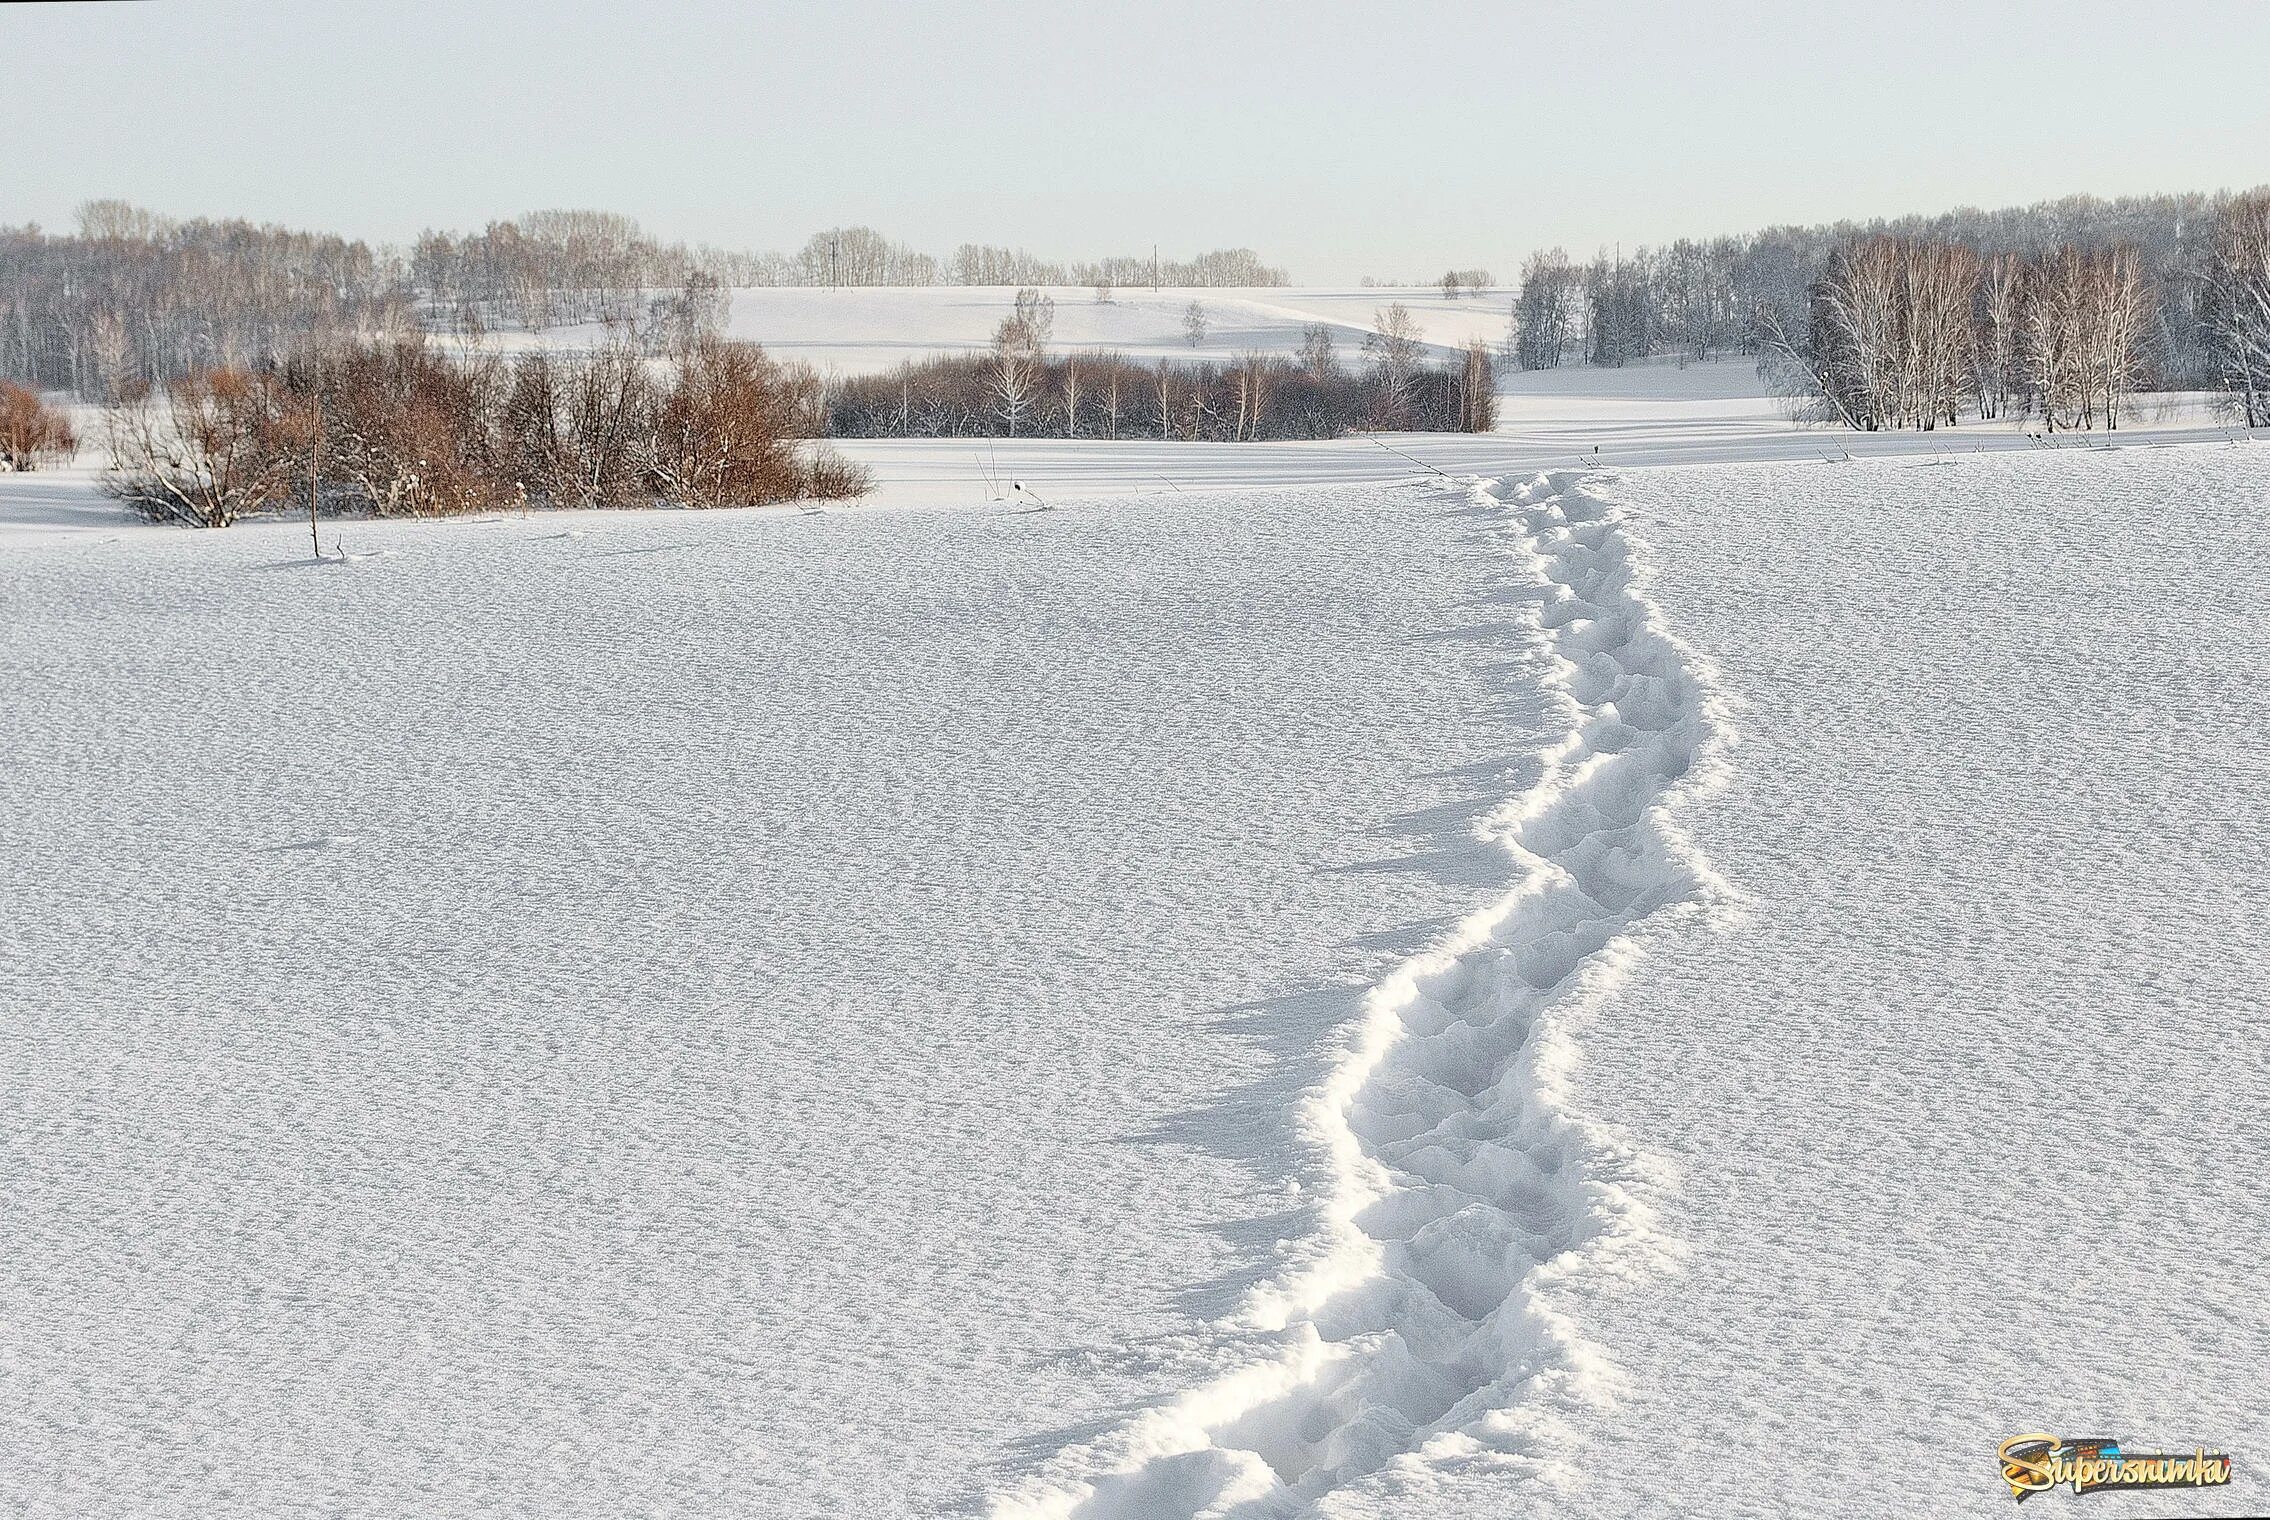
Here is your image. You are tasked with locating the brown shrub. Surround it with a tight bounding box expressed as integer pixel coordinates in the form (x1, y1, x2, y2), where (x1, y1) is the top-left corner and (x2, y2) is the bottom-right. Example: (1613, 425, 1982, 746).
(104, 368, 292, 527)
(0, 383, 79, 471)
(803, 450, 874, 501)
(103, 334, 870, 525)
(650, 337, 829, 506)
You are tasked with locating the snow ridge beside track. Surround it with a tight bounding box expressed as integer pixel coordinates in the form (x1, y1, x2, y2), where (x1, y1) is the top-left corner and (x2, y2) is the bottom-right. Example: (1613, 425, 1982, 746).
(987, 471, 1735, 1519)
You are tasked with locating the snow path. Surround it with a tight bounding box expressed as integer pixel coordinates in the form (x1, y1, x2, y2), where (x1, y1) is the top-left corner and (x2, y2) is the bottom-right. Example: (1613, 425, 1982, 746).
(988, 472, 1735, 1518)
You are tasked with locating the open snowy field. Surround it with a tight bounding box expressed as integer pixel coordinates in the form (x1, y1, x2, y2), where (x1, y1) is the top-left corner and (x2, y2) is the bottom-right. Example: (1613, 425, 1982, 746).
(478, 286, 1522, 379)
(1559, 446, 2270, 1517)
(4, 439, 2266, 1517)
(0, 482, 1546, 1517)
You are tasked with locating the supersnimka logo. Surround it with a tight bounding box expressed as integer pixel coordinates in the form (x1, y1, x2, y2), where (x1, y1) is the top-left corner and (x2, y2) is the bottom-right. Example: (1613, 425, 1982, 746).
(1997, 1433, 2234, 1501)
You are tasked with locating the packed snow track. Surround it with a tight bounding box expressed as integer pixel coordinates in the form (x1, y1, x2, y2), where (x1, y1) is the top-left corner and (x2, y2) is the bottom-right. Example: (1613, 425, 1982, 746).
(988, 472, 1734, 1518)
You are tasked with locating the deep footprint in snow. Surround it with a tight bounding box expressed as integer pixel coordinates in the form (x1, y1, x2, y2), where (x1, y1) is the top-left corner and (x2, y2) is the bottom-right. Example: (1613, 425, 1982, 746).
(986, 470, 1736, 1520)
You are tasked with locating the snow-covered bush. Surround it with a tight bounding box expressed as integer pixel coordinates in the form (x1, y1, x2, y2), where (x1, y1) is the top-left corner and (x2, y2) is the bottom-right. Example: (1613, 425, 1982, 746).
(104, 369, 295, 526)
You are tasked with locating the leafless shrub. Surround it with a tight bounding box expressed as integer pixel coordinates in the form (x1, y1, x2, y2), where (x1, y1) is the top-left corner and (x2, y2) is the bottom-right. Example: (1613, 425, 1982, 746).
(103, 332, 864, 525)
(280, 338, 504, 516)
(104, 368, 294, 527)
(0, 383, 78, 470)
(649, 337, 850, 506)
(803, 450, 872, 500)
(1454, 341, 1498, 433)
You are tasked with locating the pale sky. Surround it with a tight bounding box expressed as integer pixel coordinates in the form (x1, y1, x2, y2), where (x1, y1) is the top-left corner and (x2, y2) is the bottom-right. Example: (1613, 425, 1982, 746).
(5, 0, 2266, 282)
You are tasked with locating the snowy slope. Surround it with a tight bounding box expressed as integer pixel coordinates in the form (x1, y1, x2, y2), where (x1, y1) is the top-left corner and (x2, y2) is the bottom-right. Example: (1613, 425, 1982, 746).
(4, 439, 2266, 1518)
(715, 286, 1513, 377)
(0, 485, 1548, 1518)
(1556, 447, 2270, 1518)
(466, 286, 1510, 378)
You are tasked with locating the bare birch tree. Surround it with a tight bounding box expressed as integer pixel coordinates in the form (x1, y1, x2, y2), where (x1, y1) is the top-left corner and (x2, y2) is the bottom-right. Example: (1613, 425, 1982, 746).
(2203, 190, 2270, 427)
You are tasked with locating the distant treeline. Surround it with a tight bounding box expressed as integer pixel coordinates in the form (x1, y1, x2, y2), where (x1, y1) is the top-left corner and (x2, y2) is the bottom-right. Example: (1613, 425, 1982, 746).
(0, 201, 1286, 394)
(1761, 194, 2270, 430)
(830, 296, 1495, 439)
(1506, 186, 2270, 406)
(1, 202, 416, 396)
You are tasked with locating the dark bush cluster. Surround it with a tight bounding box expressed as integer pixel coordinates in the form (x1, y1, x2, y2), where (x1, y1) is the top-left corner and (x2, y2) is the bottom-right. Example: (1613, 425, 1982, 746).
(827, 344, 1497, 442)
(0, 382, 78, 470)
(104, 335, 868, 528)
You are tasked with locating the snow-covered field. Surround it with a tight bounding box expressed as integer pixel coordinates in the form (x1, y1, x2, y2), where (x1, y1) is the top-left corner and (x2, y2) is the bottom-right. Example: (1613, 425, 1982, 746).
(5, 421, 2267, 1517)
(1, 482, 1545, 1517)
(1563, 447, 2270, 1517)
(570, 286, 1516, 378)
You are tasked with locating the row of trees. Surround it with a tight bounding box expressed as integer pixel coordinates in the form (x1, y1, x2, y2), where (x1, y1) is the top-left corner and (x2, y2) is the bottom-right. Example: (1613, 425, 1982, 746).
(946, 243, 1286, 290)
(412, 218, 1286, 312)
(0, 202, 1294, 394)
(411, 209, 697, 331)
(1769, 239, 2155, 431)
(1, 202, 416, 397)
(103, 334, 867, 527)
(1767, 193, 2270, 430)
(1504, 187, 2270, 393)
(828, 298, 1493, 440)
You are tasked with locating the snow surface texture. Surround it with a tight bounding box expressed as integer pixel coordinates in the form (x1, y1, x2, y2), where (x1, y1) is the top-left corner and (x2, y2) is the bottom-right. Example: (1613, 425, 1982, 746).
(984, 473, 1734, 1519)
(5, 441, 2267, 1517)
(1556, 446, 2270, 1518)
(0, 483, 1552, 1517)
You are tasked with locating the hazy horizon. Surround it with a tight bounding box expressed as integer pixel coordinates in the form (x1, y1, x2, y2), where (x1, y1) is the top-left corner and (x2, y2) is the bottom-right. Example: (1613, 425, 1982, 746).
(5, 0, 2267, 281)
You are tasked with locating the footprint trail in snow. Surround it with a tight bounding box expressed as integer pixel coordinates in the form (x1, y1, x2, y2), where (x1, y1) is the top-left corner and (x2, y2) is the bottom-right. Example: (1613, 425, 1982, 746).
(988, 471, 1737, 1519)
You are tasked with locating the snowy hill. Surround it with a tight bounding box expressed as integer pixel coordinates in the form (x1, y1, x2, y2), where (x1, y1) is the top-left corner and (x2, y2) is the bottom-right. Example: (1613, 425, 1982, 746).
(475, 285, 1520, 377)
(5, 441, 2268, 1517)
(721, 285, 1516, 376)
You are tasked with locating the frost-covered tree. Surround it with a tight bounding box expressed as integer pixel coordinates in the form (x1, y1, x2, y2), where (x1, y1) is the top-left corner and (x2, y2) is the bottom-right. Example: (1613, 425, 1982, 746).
(989, 305, 1046, 437)
(1583, 249, 1652, 367)
(1013, 287, 1056, 349)
(1363, 303, 1426, 424)
(1975, 255, 2023, 419)
(1509, 249, 1580, 370)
